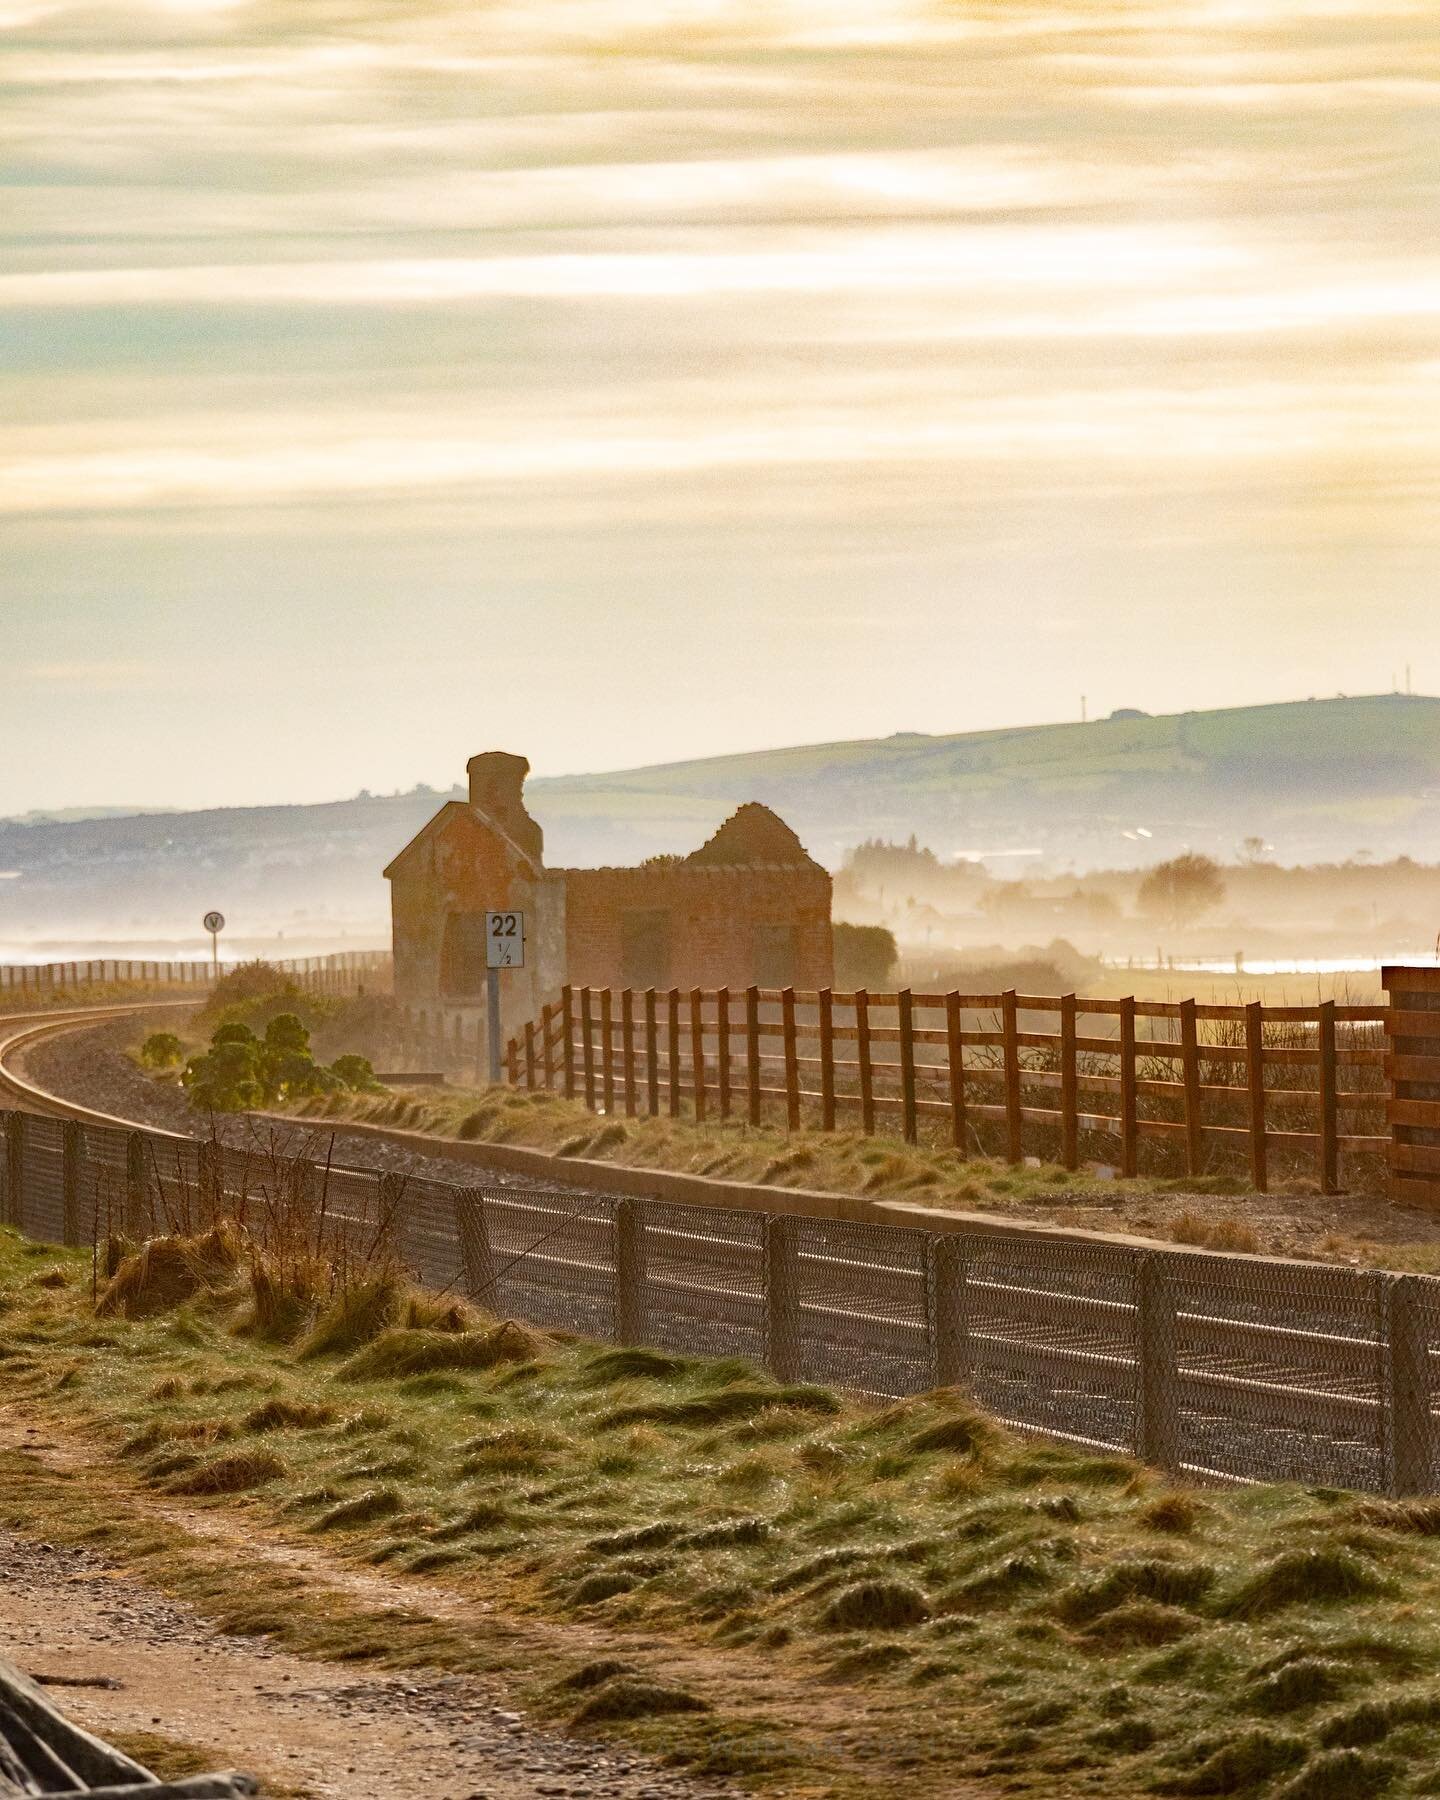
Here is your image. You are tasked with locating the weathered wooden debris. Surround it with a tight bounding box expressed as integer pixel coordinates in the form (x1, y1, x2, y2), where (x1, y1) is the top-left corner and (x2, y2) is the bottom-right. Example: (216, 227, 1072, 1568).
(0, 1656, 258, 1796)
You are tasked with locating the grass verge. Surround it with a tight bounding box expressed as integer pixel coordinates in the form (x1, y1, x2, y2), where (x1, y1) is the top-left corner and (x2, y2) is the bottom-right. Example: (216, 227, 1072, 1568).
(4, 1229, 1440, 1795)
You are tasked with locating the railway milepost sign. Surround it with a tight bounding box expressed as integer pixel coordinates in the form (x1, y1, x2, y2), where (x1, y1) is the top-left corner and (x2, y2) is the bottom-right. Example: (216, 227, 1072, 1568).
(203, 910, 225, 979)
(483, 910, 524, 1083)
(484, 910, 525, 969)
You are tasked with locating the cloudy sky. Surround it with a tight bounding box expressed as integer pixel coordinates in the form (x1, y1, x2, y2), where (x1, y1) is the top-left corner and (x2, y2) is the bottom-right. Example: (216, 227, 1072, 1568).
(3, 0, 1438, 813)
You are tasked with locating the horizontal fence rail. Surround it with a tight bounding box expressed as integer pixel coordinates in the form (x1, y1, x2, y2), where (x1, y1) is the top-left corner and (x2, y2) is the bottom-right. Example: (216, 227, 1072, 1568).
(0, 950, 391, 1002)
(481, 985, 1391, 1195)
(4, 1103, 1439, 1497)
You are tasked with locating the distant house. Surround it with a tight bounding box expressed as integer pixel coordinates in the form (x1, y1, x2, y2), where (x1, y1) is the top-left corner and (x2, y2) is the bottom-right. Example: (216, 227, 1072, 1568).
(384, 751, 832, 1043)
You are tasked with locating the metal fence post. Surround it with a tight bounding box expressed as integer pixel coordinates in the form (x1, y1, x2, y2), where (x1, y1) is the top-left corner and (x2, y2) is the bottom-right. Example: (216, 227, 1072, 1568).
(3, 1113, 24, 1231)
(764, 1214, 801, 1382)
(928, 1234, 970, 1389)
(614, 1198, 648, 1345)
(457, 1189, 496, 1306)
(61, 1119, 85, 1247)
(1385, 1274, 1433, 1497)
(1136, 1256, 1180, 1472)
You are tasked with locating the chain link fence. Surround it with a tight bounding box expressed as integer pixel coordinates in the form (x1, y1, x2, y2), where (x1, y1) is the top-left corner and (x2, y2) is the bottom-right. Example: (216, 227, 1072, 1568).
(3, 1104, 1437, 1496)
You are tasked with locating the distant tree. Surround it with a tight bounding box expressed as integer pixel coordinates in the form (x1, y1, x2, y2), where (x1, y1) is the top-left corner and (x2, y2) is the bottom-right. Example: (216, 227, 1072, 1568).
(833, 922, 898, 991)
(1238, 836, 1269, 866)
(1138, 854, 1226, 930)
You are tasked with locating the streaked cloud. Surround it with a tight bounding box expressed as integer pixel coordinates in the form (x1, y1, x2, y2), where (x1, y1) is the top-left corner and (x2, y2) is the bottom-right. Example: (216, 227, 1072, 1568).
(1, 0, 1438, 809)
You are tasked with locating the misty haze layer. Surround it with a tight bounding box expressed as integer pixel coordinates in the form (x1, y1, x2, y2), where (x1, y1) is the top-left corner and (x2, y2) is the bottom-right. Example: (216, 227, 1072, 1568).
(3, 0, 1438, 811)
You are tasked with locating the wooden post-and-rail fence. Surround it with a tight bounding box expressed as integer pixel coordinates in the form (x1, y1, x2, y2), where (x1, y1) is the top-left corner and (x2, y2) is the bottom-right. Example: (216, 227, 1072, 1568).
(497, 983, 1398, 1196)
(0, 950, 390, 1003)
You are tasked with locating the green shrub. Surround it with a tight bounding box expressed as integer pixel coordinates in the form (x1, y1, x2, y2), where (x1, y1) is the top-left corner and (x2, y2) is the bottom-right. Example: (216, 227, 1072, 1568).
(139, 1032, 184, 1069)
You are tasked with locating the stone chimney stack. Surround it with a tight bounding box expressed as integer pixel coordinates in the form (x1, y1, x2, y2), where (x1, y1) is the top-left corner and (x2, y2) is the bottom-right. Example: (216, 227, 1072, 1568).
(466, 751, 544, 863)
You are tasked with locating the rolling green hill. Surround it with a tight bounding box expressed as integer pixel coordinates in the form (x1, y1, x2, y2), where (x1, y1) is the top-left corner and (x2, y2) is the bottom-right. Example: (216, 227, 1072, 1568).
(532, 693, 1440, 868)
(1, 695, 1436, 947)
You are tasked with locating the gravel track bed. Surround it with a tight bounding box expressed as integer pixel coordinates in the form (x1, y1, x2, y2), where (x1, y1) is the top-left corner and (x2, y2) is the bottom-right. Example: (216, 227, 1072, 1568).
(21, 1019, 589, 1200)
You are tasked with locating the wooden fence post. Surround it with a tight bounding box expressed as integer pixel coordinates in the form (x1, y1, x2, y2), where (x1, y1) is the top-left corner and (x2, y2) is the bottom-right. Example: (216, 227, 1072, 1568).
(716, 987, 732, 1121)
(1385, 1274, 1433, 1497)
(601, 989, 615, 1114)
(946, 992, 966, 1153)
(457, 1190, 497, 1302)
(818, 988, 836, 1131)
(580, 988, 597, 1111)
(782, 987, 800, 1131)
(1318, 1000, 1339, 1195)
(196, 1138, 223, 1225)
(1120, 997, 1139, 1179)
(125, 1132, 147, 1239)
(928, 1234, 970, 1388)
(62, 1119, 85, 1247)
(897, 989, 918, 1145)
(379, 1171, 410, 1265)
(622, 990, 637, 1117)
(524, 1020, 537, 1090)
(1383, 965, 1440, 1209)
(541, 1002, 555, 1090)
(690, 988, 707, 1123)
(746, 986, 762, 1126)
(3, 1114, 23, 1230)
(1136, 1257, 1180, 1472)
(1002, 990, 1023, 1164)
(561, 986, 576, 1101)
(1180, 999, 1203, 1177)
(764, 1215, 801, 1381)
(1246, 1001, 1268, 1193)
(855, 989, 875, 1135)
(614, 1198, 648, 1345)
(667, 988, 682, 1117)
(505, 1035, 519, 1087)
(645, 988, 660, 1115)
(1060, 993, 1079, 1170)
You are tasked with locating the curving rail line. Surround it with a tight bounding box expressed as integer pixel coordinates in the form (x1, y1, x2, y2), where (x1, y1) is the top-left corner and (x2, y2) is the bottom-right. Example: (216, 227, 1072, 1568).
(0, 1003, 201, 1132)
(0, 1004, 1432, 1497)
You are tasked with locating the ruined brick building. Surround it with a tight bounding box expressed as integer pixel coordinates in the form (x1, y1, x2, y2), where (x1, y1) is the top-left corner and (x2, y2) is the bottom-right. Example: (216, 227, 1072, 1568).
(385, 752, 833, 1042)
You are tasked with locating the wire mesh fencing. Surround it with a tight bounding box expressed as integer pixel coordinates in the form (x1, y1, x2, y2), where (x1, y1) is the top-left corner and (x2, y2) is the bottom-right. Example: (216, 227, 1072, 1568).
(3, 1103, 1439, 1497)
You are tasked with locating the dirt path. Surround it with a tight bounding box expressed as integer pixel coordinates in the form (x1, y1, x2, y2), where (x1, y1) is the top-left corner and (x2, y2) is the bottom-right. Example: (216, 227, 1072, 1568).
(0, 1415, 739, 1800)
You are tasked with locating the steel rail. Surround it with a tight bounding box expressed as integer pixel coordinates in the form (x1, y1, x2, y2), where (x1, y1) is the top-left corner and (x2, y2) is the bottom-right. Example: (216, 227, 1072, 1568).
(0, 1006, 1419, 1490)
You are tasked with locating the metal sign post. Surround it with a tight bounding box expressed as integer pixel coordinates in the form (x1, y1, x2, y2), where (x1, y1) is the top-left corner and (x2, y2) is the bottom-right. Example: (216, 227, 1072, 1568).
(202, 910, 225, 982)
(484, 910, 525, 1083)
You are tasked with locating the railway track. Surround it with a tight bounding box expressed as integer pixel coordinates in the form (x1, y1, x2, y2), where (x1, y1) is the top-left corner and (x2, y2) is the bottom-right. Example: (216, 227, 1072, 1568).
(0, 1003, 1431, 1497)
(0, 1003, 201, 1132)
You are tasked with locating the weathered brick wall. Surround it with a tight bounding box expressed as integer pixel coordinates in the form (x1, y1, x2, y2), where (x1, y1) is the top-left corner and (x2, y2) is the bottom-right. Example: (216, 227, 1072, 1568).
(564, 864, 832, 991)
(389, 805, 559, 1040)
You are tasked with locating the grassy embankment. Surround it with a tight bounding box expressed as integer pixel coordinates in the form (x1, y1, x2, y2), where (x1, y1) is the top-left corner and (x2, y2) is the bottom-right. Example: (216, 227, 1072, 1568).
(4, 1226, 1440, 1798)
(279, 1080, 1433, 1270)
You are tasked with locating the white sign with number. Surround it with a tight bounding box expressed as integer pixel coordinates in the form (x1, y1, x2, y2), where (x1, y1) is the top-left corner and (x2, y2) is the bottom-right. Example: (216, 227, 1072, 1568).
(485, 910, 525, 968)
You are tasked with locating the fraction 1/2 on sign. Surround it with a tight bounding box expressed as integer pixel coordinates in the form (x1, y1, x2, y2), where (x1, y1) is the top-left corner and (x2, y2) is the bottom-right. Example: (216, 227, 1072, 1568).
(485, 911, 525, 968)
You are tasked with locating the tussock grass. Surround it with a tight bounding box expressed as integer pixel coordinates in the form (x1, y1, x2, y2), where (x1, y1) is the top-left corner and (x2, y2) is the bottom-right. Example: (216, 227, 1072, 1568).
(570, 1677, 710, 1724)
(11, 1224, 1440, 1796)
(164, 1448, 288, 1495)
(820, 1578, 928, 1631)
(1220, 1547, 1388, 1620)
(338, 1322, 544, 1383)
